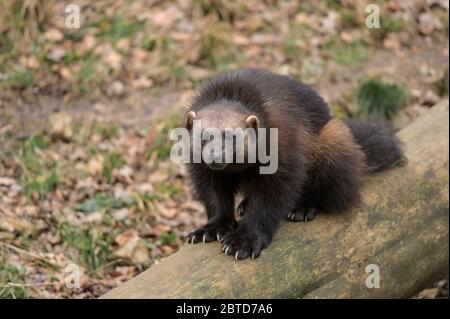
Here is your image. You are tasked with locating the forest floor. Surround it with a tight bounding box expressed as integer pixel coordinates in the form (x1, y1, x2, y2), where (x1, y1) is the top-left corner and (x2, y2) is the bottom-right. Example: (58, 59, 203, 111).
(0, 0, 448, 298)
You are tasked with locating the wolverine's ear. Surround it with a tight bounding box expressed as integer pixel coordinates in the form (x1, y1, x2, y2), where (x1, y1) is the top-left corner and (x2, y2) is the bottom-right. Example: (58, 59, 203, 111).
(245, 115, 259, 130)
(185, 111, 197, 130)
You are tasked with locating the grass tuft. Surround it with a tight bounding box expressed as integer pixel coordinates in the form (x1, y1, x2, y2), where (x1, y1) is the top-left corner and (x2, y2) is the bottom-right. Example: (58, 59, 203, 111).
(58, 223, 116, 272)
(94, 14, 145, 43)
(148, 113, 182, 159)
(199, 22, 236, 69)
(357, 79, 407, 119)
(19, 134, 58, 200)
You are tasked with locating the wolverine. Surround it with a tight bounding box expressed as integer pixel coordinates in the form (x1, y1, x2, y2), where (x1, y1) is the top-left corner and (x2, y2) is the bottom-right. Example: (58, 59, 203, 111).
(183, 68, 403, 260)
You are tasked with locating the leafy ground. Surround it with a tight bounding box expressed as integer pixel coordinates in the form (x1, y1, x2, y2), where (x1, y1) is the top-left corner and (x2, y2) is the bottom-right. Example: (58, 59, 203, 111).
(0, 0, 448, 298)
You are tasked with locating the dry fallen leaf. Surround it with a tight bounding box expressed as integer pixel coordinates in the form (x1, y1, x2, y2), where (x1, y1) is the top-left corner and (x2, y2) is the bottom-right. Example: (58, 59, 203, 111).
(0, 177, 16, 186)
(114, 230, 149, 264)
(157, 202, 177, 219)
(115, 229, 139, 246)
(47, 47, 66, 62)
(0, 216, 43, 235)
(45, 28, 64, 42)
(48, 112, 73, 141)
(87, 157, 103, 176)
(112, 208, 131, 221)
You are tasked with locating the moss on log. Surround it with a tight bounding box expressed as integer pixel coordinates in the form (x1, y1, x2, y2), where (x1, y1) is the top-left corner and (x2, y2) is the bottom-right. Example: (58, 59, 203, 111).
(102, 101, 449, 299)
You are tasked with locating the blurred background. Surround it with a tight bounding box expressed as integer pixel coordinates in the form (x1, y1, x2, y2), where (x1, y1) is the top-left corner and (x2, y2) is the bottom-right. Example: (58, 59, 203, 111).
(0, 0, 448, 298)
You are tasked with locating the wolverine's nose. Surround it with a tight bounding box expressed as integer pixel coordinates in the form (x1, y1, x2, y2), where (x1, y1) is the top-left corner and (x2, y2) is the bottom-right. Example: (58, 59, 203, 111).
(205, 148, 228, 170)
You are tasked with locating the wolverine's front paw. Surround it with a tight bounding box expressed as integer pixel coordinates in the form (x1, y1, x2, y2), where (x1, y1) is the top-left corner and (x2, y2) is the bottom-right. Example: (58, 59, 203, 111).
(186, 219, 237, 244)
(287, 206, 317, 222)
(221, 225, 270, 260)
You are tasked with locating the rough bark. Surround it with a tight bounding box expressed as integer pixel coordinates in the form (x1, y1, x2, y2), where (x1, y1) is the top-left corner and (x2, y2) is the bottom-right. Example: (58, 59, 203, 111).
(102, 101, 449, 299)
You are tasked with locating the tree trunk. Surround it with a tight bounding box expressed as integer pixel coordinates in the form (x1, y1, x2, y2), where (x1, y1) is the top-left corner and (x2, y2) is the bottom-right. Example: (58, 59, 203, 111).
(102, 101, 449, 299)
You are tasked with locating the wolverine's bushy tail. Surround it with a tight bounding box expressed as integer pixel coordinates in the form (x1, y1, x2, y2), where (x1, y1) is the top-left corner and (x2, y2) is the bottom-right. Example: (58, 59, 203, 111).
(345, 119, 405, 172)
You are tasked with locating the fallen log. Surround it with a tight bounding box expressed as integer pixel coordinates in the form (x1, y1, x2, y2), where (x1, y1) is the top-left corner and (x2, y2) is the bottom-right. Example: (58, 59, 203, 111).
(102, 101, 449, 299)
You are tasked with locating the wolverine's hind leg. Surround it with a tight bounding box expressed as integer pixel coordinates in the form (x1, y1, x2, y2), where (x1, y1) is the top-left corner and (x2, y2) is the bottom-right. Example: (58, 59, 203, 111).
(295, 119, 366, 218)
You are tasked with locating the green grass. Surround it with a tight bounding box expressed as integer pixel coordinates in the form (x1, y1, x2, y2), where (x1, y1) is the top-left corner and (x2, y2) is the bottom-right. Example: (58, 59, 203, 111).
(9, 67, 34, 88)
(340, 8, 359, 29)
(94, 14, 145, 43)
(357, 79, 407, 119)
(148, 113, 182, 159)
(101, 151, 124, 183)
(371, 15, 406, 40)
(19, 134, 58, 200)
(72, 120, 119, 144)
(58, 223, 116, 272)
(0, 252, 29, 299)
(130, 192, 161, 214)
(94, 122, 119, 140)
(283, 23, 311, 62)
(0, 65, 34, 90)
(155, 183, 181, 198)
(193, 0, 248, 21)
(198, 23, 236, 69)
(20, 166, 58, 199)
(163, 51, 186, 79)
(20, 134, 48, 171)
(0, 37, 18, 69)
(73, 54, 107, 94)
(325, 38, 370, 66)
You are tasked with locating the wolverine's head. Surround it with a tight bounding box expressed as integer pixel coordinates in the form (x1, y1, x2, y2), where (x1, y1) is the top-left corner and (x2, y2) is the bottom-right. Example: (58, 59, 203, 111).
(185, 100, 260, 171)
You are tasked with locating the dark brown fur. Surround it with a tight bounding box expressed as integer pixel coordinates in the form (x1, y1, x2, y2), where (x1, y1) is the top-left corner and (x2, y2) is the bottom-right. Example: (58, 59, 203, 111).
(185, 69, 403, 260)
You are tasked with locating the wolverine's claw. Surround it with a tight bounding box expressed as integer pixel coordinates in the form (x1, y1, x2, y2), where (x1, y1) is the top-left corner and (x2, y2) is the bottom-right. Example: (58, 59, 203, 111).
(235, 251, 239, 260)
(202, 234, 206, 244)
(217, 234, 221, 242)
(251, 252, 255, 260)
(190, 235, 196, 244)
(225, 246, 230, 255)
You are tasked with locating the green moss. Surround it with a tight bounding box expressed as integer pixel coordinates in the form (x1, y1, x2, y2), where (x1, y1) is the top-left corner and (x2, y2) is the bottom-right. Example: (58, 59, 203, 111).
(75, 192, 134, 214)
(357, 79, 407, 119)
(158, 232, 177, 245)
(141, 34, 157, 52)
